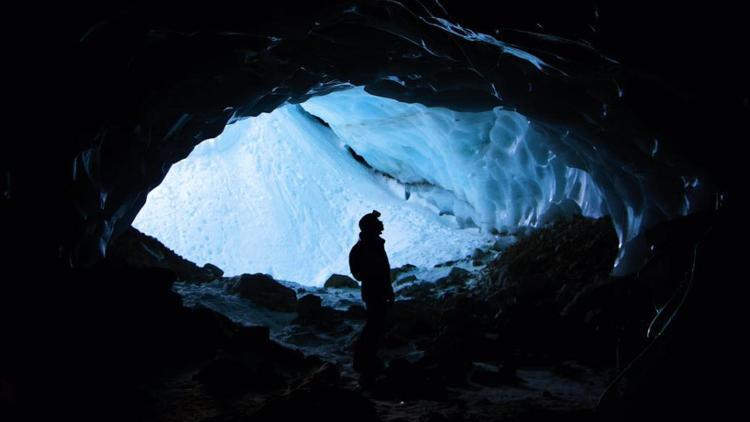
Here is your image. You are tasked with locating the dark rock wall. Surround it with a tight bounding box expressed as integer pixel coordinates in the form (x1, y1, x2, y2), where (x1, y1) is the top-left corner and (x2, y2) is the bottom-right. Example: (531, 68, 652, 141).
(107, 226, 223, 282)
(3, 1, 742, 272)
(1, 3, 745, 418)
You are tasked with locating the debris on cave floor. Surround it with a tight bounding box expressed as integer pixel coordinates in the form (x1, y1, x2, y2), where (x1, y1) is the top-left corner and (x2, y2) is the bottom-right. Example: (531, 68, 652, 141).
(144, 215, 643, 421)
(145, 357, 608, 422)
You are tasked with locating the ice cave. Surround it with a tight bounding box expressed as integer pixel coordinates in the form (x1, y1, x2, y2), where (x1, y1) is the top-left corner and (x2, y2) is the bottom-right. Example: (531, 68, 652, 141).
(133, 87, 613, 285)
(2, 1, 742, 421)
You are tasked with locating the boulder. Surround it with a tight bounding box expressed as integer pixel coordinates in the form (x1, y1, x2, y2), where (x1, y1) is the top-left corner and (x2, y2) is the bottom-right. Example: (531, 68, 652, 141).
(202, 263, 224, 279)
(538, 198, 583, 226)
(228, 273, 297, 312)
(297, 294, 323, 317)
(481, 215, 623, 359)
(436, 267, 472, 287)
(324, 274, 359, 289)
(391, 263, 417, 281)
(486, 215, 619, 310)
(107, 227, 221, 282)
(395, 274, 417, 286)
(343, 304, 367, 319)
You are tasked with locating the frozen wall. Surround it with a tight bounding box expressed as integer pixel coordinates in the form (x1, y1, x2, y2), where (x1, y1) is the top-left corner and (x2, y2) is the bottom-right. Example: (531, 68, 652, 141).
(134, 87, 622, 284)
(300, 88, 707, 275)
(133, 104, 494, 285)
(301, 87, 606, 231)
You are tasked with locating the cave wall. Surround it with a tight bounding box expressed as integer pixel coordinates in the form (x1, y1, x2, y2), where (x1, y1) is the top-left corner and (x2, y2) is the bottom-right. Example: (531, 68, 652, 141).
(1, 2, 745, 418)
(3, 1, 745, 274)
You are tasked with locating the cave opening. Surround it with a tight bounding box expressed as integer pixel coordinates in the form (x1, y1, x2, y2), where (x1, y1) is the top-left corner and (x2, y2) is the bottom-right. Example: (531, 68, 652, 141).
(3, 1, 743, 420)
(133, 86, 610, 286)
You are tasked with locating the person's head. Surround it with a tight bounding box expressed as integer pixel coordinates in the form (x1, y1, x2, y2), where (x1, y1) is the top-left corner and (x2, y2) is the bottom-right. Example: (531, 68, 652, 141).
(359, 210, 384, 235)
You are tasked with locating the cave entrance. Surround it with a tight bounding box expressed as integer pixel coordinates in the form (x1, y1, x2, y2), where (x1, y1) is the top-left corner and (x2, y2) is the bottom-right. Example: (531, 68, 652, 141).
(133, 87, 605, 286)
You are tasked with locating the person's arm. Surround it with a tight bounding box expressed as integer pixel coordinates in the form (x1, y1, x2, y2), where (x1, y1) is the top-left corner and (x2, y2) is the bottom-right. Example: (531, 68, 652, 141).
(381, 244, 395, 303)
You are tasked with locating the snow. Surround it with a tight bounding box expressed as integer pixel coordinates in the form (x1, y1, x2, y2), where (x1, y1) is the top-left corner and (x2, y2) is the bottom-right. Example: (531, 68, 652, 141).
(134, 87, 616, 285)
(133, 103, 494, 286)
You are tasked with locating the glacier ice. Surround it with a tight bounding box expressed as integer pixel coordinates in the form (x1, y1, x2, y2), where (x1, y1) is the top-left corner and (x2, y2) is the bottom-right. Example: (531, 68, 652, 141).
(300, 88, 705, 275)
(133, 104, 494, 286)
(134, 86, 695, 284)
(301, 87, 606, 232)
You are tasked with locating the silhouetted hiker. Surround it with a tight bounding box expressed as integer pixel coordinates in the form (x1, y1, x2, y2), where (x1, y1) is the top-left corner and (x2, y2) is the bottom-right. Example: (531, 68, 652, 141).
(349, 210, 394, 386)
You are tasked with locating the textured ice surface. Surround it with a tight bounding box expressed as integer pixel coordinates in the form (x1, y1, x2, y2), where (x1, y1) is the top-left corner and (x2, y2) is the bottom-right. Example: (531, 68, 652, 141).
(301, 87, 605, 232)
(301, 88, 706, 275)
(133, 105, 494, 285)
(134, 87, 617, 284)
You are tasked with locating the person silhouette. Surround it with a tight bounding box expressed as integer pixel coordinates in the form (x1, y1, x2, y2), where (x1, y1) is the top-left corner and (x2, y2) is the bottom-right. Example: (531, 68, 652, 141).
(349, 210, 395, 385)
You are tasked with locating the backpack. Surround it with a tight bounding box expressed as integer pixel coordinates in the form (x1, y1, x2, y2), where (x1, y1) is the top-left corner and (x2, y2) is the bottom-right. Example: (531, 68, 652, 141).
(349, 242, 366, 281)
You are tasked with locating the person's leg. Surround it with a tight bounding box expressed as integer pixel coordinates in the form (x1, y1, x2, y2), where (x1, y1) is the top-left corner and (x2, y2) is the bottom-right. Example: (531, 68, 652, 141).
(368, 301, 387, 368)
(353, 322, 371, 373)
(353, 300, 387, 377)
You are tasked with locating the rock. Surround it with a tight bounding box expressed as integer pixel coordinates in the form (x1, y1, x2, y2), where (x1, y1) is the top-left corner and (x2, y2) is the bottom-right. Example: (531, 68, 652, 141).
(343, 304, 367, 319)
(538, 198, 582, 226)
(226, 325, 271, 353)
(418, 325, 475, 385)
(395, 274, 417, 286)
(324, 274, 359, 289)
(397, 281, 435, 299)
(228, 273, 298, 312)
(436, 267, 472, 287)
(391, 263, 417, 281)
(297, 294, 322, 317)
(372, 358, 449, 401)
(202, 263, 224, 278)
(551, 361, 587, 380)
(471, 248, 494, 266)
(386, 300, 439, 343)
(106, 227, 221, 282)
(470, 362, 520, 386)
(252, 363, 379, 422)
(481, 215, 625, 359)
(491, 236, 517, 252)
(486, 215, 618, 311)
(434, 259, 458, 268)
(194, 356, 284, 395)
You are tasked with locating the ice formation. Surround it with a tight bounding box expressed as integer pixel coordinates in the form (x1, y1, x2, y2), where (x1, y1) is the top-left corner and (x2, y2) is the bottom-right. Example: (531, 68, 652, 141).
(134, 87, 616, 285)
(301, 87, 605, 231)
(133, 103, 494, 285)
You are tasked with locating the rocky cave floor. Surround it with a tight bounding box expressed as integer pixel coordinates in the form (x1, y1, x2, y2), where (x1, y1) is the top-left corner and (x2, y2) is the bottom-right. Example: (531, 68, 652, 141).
(99, 214, 653, 421)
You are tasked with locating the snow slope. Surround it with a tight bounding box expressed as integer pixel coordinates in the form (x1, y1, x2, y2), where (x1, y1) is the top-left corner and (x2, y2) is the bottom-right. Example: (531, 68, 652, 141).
(133, 104, 493, 285)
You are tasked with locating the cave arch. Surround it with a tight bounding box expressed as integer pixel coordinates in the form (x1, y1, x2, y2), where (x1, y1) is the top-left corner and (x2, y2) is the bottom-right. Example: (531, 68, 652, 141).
(2, 3, 745, 420)
(65, 1, 724, 275)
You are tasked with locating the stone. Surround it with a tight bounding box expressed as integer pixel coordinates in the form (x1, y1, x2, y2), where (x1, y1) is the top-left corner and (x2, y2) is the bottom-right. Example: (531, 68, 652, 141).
(391, 263, 417, 281)
(106, 227, 222, 282)
(228, 273, 298, 312)
(343, 305, 367, 319)
(470, 362, 520, 386)
(436, 267, 472, 287)
(395, 274, 418, 286)
(297, 294, 323, 317)
(252, 363, 379, 422)
(202, 262, 224, 278)
(324, 274, 359, 289)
